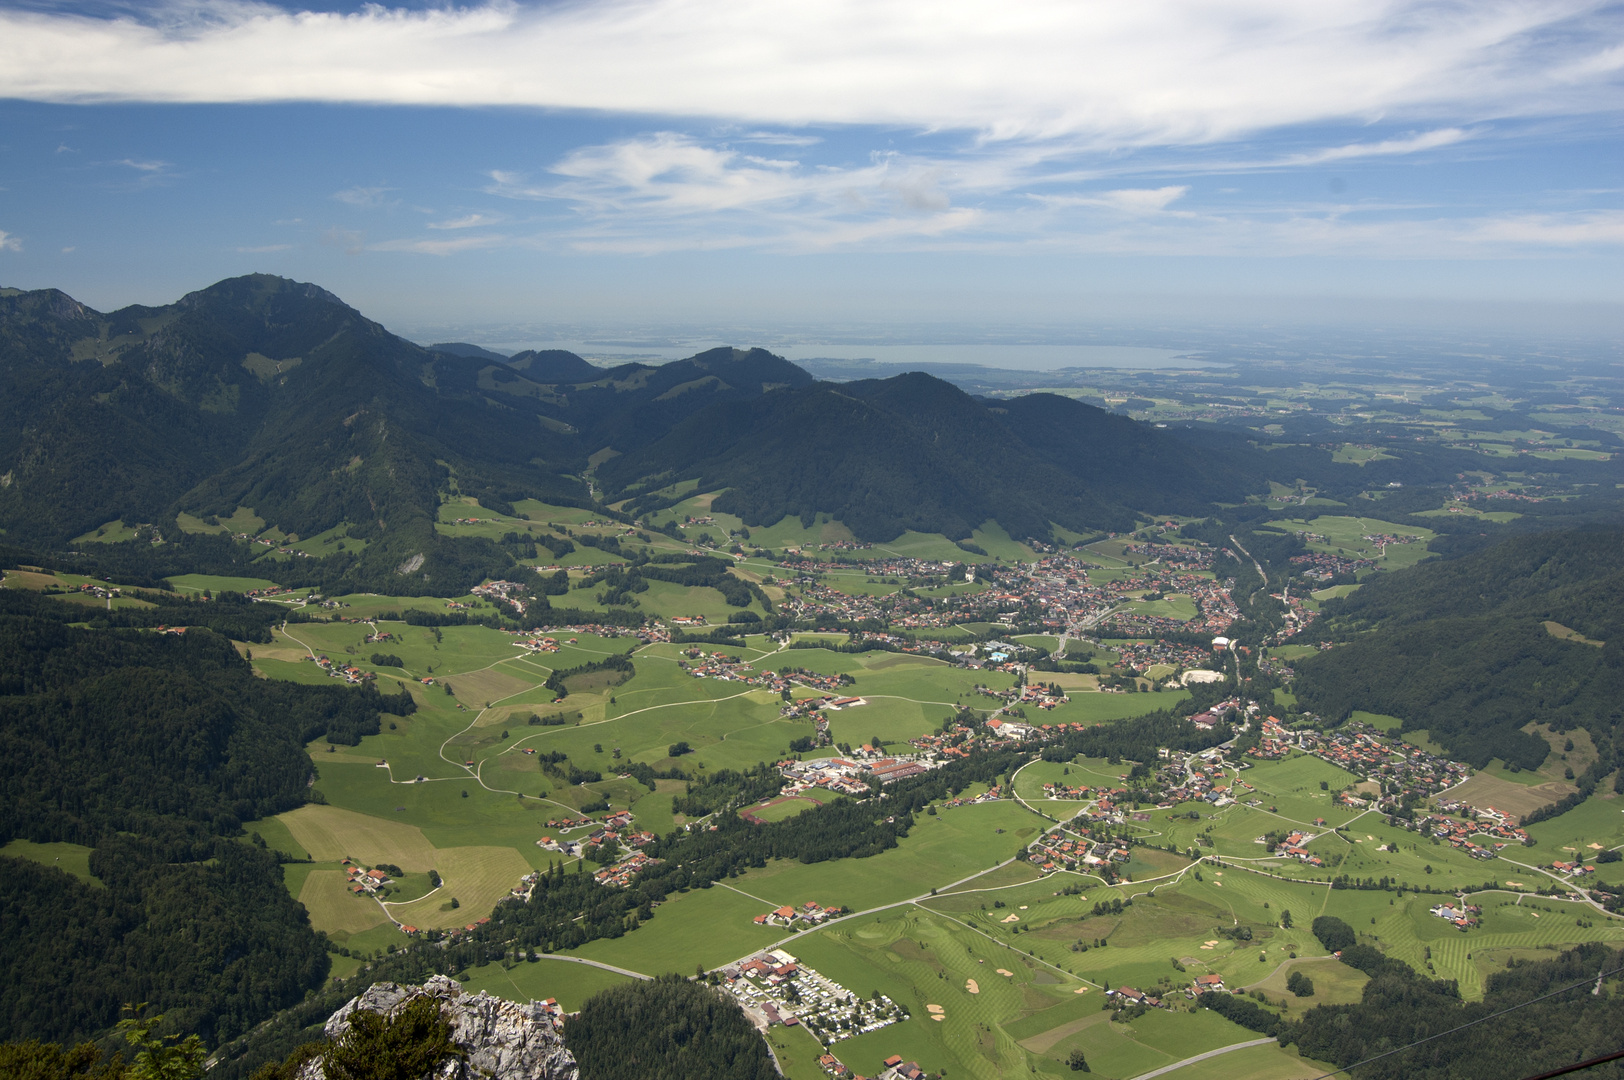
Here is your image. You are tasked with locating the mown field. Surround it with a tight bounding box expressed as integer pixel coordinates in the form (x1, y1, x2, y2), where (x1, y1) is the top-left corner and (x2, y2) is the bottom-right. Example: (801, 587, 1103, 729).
(209, 508, 1624, 1075)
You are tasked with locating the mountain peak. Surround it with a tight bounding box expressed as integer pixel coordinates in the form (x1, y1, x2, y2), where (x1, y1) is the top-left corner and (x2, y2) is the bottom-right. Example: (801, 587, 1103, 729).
(177, 273, 351, 315)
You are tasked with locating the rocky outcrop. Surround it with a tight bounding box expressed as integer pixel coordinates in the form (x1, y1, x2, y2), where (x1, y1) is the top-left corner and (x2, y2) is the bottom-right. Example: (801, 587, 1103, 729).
(297, 975, 578, 1080)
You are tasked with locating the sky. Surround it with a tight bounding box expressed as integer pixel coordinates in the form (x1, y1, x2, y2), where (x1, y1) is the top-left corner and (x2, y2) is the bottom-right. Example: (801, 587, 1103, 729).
(0, 0, 1621, 347)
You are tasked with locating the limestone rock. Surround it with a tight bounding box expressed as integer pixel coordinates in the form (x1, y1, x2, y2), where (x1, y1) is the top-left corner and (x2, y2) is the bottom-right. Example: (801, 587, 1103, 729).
(297, 975, 578, 1080)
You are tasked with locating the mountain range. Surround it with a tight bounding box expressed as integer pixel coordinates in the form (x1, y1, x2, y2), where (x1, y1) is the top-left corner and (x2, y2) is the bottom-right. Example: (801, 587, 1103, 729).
(1, 273, 1300, 589)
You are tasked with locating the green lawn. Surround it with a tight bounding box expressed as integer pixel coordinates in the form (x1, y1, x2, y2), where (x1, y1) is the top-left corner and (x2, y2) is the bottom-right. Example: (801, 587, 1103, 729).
(1, 839, 100, 885)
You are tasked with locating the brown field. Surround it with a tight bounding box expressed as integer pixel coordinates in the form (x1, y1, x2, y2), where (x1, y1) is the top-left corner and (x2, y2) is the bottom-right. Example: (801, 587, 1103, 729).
(447, 667, 536, 708)
(1018, 1012, 1107, 1054)
(1543, 621, 1604, 647)
(383, 846, 532, 930)
(279, 805, 439, 869)
(2, 570, 60, 589)
(1526, 722, 1598, 781)
(298, 869, 391, 935)
(1448, 772, 1576, 819)
(1162, 1044, 1331, 1080)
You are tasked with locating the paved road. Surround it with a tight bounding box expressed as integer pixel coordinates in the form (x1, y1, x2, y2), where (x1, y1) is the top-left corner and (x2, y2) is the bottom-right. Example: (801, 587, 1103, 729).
(533, 954, 652, 981)
(1128, 1037, 1278, 1080)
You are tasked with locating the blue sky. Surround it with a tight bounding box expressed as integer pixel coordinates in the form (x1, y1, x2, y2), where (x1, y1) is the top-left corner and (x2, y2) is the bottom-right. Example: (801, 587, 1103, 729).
(0, 0, 1620, 344)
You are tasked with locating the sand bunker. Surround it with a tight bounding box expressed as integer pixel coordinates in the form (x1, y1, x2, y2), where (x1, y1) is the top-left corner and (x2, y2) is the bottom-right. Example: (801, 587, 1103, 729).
(927, 1004, 944, 1014)
(1001, 914, 1021, 923)
(996, 968, 1014, 977)
(932, 1015, 944, 1022)
(966, 979, 980, 994)
(1074, 987, 1090, 994)
(1019, 905, 1028, 910)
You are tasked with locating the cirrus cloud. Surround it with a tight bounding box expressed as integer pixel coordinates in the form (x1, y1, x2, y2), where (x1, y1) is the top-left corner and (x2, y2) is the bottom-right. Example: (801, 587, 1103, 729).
(0, 0, 1617, 148)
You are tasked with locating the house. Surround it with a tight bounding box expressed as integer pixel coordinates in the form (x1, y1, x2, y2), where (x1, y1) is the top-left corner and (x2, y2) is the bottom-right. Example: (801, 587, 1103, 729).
(1194, 973, 1225, 991)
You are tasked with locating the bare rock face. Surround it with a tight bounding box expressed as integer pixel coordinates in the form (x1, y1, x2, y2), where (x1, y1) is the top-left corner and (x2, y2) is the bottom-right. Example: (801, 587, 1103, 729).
(297, 975, 578, 1080)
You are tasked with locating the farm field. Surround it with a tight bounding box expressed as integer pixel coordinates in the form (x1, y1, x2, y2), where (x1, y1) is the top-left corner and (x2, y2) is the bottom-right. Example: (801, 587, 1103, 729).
(1266, 515, 1437, 570)
(214, 529, 1624, 1079)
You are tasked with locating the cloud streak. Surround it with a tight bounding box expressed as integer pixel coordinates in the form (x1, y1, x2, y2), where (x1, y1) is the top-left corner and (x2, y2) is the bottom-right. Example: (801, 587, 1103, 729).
(0, 0, 1617, 147)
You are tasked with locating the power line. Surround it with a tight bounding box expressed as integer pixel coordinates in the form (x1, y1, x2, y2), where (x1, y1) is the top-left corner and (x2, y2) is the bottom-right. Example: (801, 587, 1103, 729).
(1302, 961, 1624, 1080)
(1519, 1048, 1624, 1080)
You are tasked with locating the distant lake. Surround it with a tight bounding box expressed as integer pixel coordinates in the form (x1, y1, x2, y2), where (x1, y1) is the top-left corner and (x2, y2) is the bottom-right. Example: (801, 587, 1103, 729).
(484, 340, 1214, 371)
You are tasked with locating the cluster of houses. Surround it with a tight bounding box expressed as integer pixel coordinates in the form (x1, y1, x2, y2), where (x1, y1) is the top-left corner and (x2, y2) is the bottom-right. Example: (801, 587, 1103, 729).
(1429, 901, 1483, 928)
(1289, 552, 1376, 580)
(230, 531, 314, 559)
(680, 651, 853, 700)
(1260, 828, 1327, 867)
(593, 850, 659, 887)
(242, 584, 300, 599)
(1297, 725, 1473, 803)
(1027, 827, 1131, 874)
(719, 950, 901, 1053)
(777, 581, 891, 625)
(471, 579, 530, 615)
(848, 631, 955, 656)
(1122, 542, 1216, 571)
(1549, 860, 1597, 878)
(343, 861, 392, 895)
(1150, 746, 1239, 807)
(1107, 636, 1215, 675)
(515, 635, 564, 653)
(752, 901, 840, 928)
(536, 810, 654, 864)
(1413, 806, 1529, 856)
(311, 654, 377, 684)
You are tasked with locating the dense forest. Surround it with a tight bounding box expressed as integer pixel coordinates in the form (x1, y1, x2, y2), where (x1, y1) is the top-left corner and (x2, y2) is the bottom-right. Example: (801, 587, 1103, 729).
(0, 587, 405, 1047)
(1272, 942, 1624, 1080)
(1294, 526, 1624, 771)
(566, 975, 777, 1080)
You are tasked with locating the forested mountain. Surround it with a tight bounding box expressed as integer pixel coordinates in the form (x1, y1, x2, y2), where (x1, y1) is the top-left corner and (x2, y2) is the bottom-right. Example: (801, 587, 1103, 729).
(7, 271, 1586, 586)
(1295, 526, 1624, 772)
(0, 276, 588, 590)
(0, 274, 1280, 560)
(597, 372, 1270, 541)
(0, 586, 409, 1047)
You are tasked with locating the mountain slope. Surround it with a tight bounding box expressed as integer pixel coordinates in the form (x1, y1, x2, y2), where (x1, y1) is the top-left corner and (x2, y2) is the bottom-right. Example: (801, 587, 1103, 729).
(0, 276, 593, 589)
(598, 371, 1269, 542)
(1295, 526, 1624, 772)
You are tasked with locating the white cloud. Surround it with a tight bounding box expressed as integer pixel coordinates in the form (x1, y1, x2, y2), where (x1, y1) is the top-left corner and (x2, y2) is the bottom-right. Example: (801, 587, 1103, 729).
(1035, 186, 1191, 214)
(0, 230, 21, 252)
(1462, 210, 1624, 247)
(1275, 128, 1479, 167)
(427, 213, 502, 230)
(369, 234, 511, 255)
(484, 133, 979, 251)
(0, 0, 1615, 147)
(333, 186, 396, 208)
(117, 157, 169, 172)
